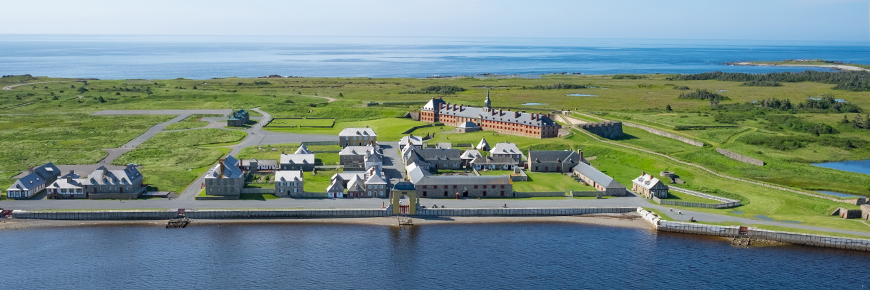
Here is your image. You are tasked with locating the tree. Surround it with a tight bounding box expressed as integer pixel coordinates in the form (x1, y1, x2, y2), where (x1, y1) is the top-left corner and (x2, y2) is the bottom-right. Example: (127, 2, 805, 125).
(841, 115, 850, 124)
(52, 96, 59, 100)
(98, 96, 106, 103)
(666, 104, 672, 111)
(339, 93, 344, 97)
(853, 114, 863, 129)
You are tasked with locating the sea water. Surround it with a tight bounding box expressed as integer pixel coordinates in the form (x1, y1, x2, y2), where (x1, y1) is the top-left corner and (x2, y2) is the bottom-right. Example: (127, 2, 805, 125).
(2, 35, 870, 79)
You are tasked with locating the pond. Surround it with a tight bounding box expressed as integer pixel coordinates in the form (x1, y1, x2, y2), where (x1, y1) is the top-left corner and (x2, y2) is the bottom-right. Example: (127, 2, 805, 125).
(566, 94, 597, 97)
(812, 159, 870, 175)
(816, 191, 860, 198)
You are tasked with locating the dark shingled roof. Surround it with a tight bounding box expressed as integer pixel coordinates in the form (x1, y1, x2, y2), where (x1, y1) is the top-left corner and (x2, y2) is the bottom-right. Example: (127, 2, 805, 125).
(414, 148, 461, 161)
(572, 163, 625, 189)
(529, 150, 580, 164)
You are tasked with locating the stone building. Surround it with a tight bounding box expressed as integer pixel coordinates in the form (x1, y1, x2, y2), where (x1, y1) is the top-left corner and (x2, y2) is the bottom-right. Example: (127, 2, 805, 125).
(227, 109, 249, 127)
(471, 156, 518, 171)
(490, 142, 523, 164)
(274, 170, 304, 198)
(632, 172, 669, 199)
(572, 163, 626, 196)
(204, 156, 246, 196)
(419, 92, 561, 138)
(402, 147, 461, 170)
(280, 145, 316, 171)
(340, 145, 378, 171)
(456, 121, 481, 133)
(527, 150, 581, 173)
(45, 165, 146, 199)
(239, 159, 279, 173)
(399, 134, 424, 150)
(415, 175, 513, 198)
(339, 128, 377, 147)
(460, 149, 483, 168)
(365, 173, 389, 198)
(6, 162, 60, 200)
(580, 121, 623, 139)
(346, 175, 366, 198)
(862, 204, 870, 220)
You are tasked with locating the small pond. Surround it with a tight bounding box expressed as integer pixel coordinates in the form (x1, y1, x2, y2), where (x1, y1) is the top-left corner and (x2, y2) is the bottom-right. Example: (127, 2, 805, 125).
(816, 191, 860, 198)
(566, 94, 597, 97)
(521, 103, 548, 105)
(812, 159, 870, 175)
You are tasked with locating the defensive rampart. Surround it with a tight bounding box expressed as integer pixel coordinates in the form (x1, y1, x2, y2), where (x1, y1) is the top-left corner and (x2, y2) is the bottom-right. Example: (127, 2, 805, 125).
(417, 207, 636, 217)
(579, 121, 623, 139)
(637, 208, 870, 252)
(623, 122, 704, 147)
(716, 148, 765, 166)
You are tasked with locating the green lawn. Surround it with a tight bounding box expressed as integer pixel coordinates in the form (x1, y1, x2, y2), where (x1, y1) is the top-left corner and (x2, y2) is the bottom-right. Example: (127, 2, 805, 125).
(304, 169, 342, 192)
(244, 183, 274, 189)
(165, 114, 224, 130)
(512, 172, 596, 192)
(665, 190, 721, 204)
(269, 118, 334, 127)
(111, 129, 246, 193)
(236, 143, 339, 165)
(265, 117, 431, 141)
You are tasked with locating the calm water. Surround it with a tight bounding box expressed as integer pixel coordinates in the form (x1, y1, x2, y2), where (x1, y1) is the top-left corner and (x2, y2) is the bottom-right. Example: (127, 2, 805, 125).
(2, 223, 868, 289)
(2, 35, 870, 79)
(813, 159, 870, 175)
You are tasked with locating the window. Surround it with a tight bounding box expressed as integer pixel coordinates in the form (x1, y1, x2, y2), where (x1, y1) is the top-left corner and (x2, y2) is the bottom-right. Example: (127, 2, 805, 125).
(474, 185, 478, 189)
(423, 191, 427, 197)
(483, 191, 487, 196)
(453, 185, 457, 188)
(501, 185, 505, 189)
(444, 191, 448, 196)
(500, 191, 505, 196)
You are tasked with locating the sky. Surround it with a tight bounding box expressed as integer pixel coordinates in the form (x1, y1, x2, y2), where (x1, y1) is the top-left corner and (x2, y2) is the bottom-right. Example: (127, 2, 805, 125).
(1, 0, 868, 41)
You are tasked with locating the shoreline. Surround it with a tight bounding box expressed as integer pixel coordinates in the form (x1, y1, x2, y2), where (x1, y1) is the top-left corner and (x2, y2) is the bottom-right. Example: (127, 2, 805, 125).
(0, 213, 648, 231)
(726, 61, 870, 72)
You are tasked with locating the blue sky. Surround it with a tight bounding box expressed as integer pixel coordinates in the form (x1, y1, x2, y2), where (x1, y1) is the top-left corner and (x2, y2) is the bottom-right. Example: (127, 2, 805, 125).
(1, 0, 867, 41)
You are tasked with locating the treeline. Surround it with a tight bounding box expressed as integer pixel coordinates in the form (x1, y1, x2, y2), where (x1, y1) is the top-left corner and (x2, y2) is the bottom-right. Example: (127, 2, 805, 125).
(667, 71, 870, 91)
(237, 81, 272, 86)
(742, 134, 866, 151)
(720, 96, 861, 113)
(741, 80, 781, 87)
(678, 89, 730, 101)
(840, 114, 870, 130)
(399, 85, 467, 94)
(523, 83, 589, 90)
(762, 115, 837, 135)
(612, 75, 646, 80)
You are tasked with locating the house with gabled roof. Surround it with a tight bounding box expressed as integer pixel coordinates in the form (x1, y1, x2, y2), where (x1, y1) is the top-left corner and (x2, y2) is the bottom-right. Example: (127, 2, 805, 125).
(275, 170, 304, 198)
(204, 155, 246, 197)
(227, 109, 249, 127)
(471, 156, 518, 171)
(6, 162, 60, 199)
(399, 134, 424, 150)
(280, 148, 315, 171)
(476, 138, 490, 151)
(528, 150, 582, 173)
(633, 172, 669, 199)
(326, 179, 345, 198)
(572, 163, 626, 196)
(460, 149, 483, 168)
(295, 144, 313, 154)
(339, 127, 377, 147)
(420, 92, 561, 138)
(490, 142, 523, 164)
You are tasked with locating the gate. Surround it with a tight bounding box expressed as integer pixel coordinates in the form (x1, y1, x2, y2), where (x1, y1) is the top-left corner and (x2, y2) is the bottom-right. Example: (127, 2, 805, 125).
(400, 205, 410, 214)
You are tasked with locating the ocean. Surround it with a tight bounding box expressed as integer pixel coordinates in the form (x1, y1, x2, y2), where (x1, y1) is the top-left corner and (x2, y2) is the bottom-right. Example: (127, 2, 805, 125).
(2, 35, 870, 79)
(3, 223, 868, 289)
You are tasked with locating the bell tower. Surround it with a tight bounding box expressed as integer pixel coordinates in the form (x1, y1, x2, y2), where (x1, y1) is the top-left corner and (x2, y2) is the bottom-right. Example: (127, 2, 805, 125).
(484, 90, 492, 112)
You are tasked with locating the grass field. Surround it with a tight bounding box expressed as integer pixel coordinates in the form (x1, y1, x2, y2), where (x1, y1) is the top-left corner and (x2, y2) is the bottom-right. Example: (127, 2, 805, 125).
(304, 169, 342, 192)
(236, 143, 341, 165)
(268, 118, 334, 127)
(477, 170, 596, 192)
(111, 129, 245, 193)
(165, 114, 224, 130)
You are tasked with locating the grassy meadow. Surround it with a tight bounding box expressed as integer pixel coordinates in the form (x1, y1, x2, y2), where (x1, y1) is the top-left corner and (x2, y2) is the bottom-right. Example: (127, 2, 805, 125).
(165, 114, 224, 130)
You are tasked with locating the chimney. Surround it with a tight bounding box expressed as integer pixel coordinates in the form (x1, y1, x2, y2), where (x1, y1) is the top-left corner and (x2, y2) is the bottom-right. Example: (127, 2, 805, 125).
(499, 108, 502, 115)
(219, 159, 226, 179)
(67, 176, 72, 183)
(27, 166, 34, 174)
(515, 111, 520, 118)
(642, 171, 646, 177)
(546, 113, 551, 119)
(577, 149, 583, 161)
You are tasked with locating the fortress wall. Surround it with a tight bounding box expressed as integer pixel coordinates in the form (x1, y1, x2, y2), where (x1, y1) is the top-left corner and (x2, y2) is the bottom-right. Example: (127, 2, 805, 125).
(716, 148, 765, 166)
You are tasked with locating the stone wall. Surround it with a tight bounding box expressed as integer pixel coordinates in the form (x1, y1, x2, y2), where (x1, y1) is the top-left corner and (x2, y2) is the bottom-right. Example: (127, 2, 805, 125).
(12, 209, 388, 220)
(579, 121, 623, 139)
(572, 191, 602, 197)
(623, 122, 704, 147)
(417, 207, 636, 217)
(637, 208, 870, 252)
(514, 191, 566, 198)
(715, 148, 765, 166)
(241, 188, 276, 194)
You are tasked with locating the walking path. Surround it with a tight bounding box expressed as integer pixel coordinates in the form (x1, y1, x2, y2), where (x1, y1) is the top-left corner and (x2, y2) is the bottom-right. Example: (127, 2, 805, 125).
(2, 81, 58, 90)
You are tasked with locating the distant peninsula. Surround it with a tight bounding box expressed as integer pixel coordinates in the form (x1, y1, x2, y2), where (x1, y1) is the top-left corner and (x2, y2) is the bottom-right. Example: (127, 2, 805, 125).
(725, 59, 870, 72)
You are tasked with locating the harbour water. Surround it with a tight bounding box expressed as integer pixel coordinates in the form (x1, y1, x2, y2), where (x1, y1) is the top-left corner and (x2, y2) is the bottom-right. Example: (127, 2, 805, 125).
(2, 223, 869, 289)
(2, 35, 870, 79)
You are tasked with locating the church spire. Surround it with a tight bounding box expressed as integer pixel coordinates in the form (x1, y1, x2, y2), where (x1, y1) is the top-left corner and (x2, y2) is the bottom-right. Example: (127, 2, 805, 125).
(484, 89, 491, 110)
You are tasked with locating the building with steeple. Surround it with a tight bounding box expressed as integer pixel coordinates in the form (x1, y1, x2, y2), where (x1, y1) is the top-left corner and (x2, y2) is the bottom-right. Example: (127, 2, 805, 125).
(419, 92, 561, 138)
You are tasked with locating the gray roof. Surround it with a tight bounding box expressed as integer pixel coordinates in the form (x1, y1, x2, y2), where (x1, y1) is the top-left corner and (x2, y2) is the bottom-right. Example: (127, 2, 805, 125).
(416, 175, 511, 186)
(400, 135, 423, 146)
(572, 163, 625, 189)
(275, 170, 303, 182)
(457, 121, 479, 128)
(295, 144, 312, 154)
(366, 173, 387, 185)
(339, 127, 377, 137)
(280, 153, 315, 165)
(365, 152, 382, 163)
(529, 150, 580, 164)
(406, 163, 433, 184)
(490, 142, 521, 155)
(423, 98, 558, 127)
(347, 175, 365, 192)
(326, 179, 345, 192)
(461, 150, 483, 160)
(8, 162, 60, 191)
(633, 174, 663, 190)
(241, 159, 279, 166)
(476, 138, 490, 150)
(340, 145, 376, 156)
(206, 155, 244, 179)
(471, 156, 517, 165)
(414, 148, 461, 161)
(85, 165, 144, 186)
